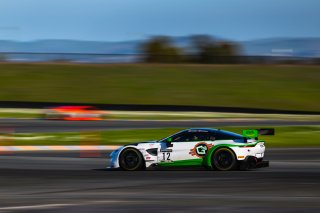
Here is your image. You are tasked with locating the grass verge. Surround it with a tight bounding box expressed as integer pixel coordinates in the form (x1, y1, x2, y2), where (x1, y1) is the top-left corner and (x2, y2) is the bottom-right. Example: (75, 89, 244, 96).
(0, 63, 319, 112)
(0, 126, 319, 147)
(0, 109, 319, 121)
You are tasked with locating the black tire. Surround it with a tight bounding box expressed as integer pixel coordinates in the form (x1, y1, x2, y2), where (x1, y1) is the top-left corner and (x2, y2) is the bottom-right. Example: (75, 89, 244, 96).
(119, 148, 145, 171)
(212, 148, 237, 171)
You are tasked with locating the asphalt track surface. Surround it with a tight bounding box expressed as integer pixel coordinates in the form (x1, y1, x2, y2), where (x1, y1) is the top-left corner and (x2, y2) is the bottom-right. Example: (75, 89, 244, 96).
(0, 119, 319, 133)
(0, 148, 319, 212)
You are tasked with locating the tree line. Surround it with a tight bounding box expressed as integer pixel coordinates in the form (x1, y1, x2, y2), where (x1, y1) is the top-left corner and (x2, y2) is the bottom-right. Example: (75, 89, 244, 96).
(140, 35, 241, 64)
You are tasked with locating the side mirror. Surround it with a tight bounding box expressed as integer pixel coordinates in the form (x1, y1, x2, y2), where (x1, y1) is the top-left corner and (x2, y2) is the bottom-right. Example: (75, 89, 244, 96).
(166, 142, 173, 147)
(166, 138, 173, 147)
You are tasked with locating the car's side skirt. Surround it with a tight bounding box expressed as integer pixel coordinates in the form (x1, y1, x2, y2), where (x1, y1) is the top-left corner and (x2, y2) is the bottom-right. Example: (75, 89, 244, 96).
(156, 158, 203, 167)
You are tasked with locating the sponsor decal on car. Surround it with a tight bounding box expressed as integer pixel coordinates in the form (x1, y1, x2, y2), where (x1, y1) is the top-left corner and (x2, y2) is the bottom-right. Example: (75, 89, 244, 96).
(189, 142, 213, 158)
(160, 149, 173, 152)
(160, 149, 172, 162)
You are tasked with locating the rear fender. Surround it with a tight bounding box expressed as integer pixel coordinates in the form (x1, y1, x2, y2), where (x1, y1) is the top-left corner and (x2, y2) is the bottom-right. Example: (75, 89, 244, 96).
(202, 144, 237, 169)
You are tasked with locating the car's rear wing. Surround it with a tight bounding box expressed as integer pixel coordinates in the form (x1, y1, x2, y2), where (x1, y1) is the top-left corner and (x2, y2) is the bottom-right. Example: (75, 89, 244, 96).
(242, 128, 275, 139)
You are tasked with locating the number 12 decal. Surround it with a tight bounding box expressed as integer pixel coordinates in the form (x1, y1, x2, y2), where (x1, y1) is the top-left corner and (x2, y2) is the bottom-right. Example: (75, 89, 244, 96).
(162, 152, 171, 161)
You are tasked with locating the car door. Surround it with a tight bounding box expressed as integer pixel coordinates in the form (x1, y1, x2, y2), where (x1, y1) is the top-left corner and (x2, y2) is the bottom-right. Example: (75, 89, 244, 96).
(158, 130, 214, 163)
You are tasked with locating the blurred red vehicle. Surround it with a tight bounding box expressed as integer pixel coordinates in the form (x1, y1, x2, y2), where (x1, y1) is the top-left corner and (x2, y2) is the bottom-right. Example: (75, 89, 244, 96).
(44, 106, 104, 120)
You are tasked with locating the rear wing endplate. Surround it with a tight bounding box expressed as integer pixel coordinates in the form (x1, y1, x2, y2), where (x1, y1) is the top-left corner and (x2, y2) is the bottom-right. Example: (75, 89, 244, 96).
(242, 128, 275, 138)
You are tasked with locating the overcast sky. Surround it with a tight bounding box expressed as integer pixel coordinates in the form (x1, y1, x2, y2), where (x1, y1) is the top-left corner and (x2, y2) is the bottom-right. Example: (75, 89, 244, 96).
(0, 0, 319, 41)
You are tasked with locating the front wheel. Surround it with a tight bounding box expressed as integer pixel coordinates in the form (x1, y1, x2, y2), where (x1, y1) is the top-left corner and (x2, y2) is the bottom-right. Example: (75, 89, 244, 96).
(119, 148, 145, 171)
(212, 148, 237, 171)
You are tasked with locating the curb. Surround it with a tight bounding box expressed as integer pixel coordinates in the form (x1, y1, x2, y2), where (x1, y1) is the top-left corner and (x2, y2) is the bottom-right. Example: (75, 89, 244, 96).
(0, 145, 119, 152)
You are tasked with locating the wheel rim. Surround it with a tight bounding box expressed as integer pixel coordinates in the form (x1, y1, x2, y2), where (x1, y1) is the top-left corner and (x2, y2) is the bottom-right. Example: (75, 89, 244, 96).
(121, 150, 140, 170)
(214, 150, 234, 170)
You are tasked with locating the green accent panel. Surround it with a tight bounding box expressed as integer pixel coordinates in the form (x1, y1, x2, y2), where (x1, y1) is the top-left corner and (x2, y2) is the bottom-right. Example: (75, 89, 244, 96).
(158, 158, 203, 167)
(158, 142, 261, 168)
(242, 129, 258, 138)
(202, 144, 234, 168)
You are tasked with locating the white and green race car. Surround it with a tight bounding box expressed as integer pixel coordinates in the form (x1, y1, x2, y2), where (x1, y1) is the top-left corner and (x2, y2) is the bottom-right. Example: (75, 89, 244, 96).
(109, 128, 272, 171)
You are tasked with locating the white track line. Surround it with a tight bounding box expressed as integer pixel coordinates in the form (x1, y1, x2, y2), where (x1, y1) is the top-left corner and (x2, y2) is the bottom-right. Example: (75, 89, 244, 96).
(0, 204, 73, 211)
(0, 200, 126, 212)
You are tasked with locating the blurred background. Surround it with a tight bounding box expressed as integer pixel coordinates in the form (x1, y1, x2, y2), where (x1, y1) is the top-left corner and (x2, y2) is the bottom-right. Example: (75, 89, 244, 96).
(0, 0, 319, 212)
(0, 0, 320, 64)
(0, 0, 319, 162)
(0, 0, 319, 115)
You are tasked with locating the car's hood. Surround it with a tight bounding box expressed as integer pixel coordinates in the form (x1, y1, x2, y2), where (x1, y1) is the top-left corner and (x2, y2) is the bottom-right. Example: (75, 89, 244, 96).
(110, 140, 158, 156)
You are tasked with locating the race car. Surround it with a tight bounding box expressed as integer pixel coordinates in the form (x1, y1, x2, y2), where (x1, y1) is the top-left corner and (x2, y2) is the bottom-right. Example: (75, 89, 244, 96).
(44, 106, 104, 121)
(109, 128, 273, 171)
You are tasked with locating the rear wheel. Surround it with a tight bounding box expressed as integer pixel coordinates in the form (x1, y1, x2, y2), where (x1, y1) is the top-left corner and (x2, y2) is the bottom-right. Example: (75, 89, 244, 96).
(212, 148, 237, 171)
(119, 148, 145, 171)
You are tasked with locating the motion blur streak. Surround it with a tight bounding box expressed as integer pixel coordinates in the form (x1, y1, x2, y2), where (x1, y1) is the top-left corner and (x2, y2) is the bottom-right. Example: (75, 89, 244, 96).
(0, 149, 319, 212)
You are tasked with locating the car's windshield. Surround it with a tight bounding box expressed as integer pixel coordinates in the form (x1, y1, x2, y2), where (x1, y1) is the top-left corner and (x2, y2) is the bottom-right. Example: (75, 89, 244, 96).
(158, 130, 184, 142)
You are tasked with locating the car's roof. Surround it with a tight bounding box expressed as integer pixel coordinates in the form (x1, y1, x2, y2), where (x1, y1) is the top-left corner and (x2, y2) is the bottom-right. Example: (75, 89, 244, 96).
(186, 128, 243, 138)
(186, 128, 218, 132)
(158, 127, 244, 142)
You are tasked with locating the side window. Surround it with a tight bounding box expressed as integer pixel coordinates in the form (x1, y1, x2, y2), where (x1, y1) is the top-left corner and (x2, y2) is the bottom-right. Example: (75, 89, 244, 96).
(206, 132, 217, 141)
(170, 132, 186, 142)
(213, 132, 230, 140)
(166, 130, 243, 142)
(187, 132, 202, 142)
(191, 132, 211, 141)
(172, 132, 215, 142)
(172, 132, 195, 142)
(214, 131, 243, 140)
